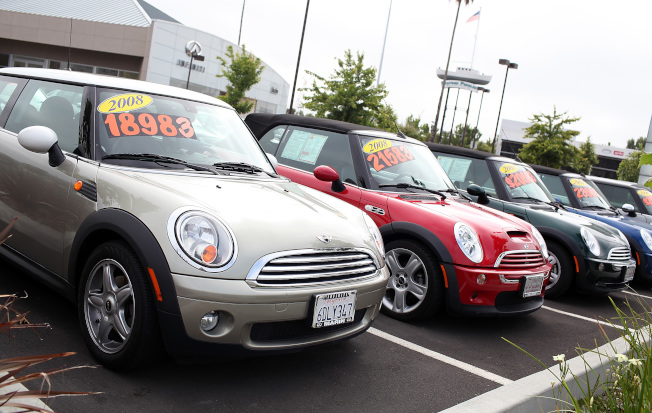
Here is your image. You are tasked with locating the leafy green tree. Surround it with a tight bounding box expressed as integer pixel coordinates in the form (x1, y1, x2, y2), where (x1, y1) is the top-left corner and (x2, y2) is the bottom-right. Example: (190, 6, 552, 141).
(518, 107, 580, 168)
(626, 137, 646, 150)
(401, 115, 431, 141)
(371, 102, 399, 132)
(574, 138, 598, 175)
(619, 150, 643, 182)
(301, 50, 390, 127)
(475, 140, 493, 153)
(216, 44, 264, 114)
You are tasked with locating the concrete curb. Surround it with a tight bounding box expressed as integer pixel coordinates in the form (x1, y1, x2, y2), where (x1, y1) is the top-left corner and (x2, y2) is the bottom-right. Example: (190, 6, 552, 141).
(440, 331, 646, 413)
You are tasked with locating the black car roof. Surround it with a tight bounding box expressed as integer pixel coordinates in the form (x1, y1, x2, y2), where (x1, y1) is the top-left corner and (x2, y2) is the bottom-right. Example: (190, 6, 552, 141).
(426, 142, 516, 163)
(245, 113, 383, 138)
(588, 175, 644, 189)
(528, 163, 583, 178)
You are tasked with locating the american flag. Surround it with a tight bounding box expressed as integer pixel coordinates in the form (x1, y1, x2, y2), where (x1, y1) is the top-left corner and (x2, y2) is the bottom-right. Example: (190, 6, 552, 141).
(466, 11, 480, 23)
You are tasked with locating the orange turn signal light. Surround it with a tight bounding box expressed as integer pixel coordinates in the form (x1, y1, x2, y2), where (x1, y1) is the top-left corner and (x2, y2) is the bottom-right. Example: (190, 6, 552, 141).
(74, 180, 83, 191)
(202, 245, 217, 263)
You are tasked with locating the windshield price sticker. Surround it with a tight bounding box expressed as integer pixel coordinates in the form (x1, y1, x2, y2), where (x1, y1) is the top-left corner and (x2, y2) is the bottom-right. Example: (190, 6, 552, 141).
(573, 187, 600, 199)
(366, 145, 415, 171)
(102, 113, 196, 139)
(637, 190, 652, 206)
(499, 163, 519, 174)
(522, 274, 544, 298)
(570, 178, 588, 186)
(363, 139, 392, 154)
(503, 170, 537, 189)
(312, 290, 357, 328)
(98, 93, 153, 113)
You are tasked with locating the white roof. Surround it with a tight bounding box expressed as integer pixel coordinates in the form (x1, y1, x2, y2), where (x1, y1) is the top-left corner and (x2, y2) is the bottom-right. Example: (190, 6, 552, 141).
(0, 68, 232, 109)
(0, 0, 151, 27)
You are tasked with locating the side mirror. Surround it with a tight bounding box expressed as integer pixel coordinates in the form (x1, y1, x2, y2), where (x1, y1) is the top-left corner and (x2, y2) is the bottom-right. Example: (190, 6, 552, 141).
(467, 184, 489, 204)
(17, 126, 65, 167)
(621, 203, 637, 217)
(314, 165, 346, 193)
(266, 153, 279, 169)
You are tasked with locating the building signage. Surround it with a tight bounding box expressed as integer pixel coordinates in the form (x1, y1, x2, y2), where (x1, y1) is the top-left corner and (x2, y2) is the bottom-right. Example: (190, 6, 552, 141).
(444, 80, 478, 92)
(177, 59, 205, 73)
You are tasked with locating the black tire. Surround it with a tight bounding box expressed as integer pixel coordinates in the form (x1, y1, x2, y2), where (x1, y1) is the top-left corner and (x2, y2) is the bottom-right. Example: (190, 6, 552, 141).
(381, 239, 444, 321)
(78, 241, 163, 370)
(544, 241, 574, 298)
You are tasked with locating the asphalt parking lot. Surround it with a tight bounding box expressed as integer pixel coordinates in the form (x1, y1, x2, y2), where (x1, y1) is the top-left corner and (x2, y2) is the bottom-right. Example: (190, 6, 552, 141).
(2, 262, 651, 413)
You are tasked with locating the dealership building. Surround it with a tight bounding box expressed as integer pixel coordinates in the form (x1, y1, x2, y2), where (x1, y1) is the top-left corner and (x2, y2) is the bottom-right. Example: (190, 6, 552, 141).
(0, 0, 289, 114)
(496, 119, 637, 179)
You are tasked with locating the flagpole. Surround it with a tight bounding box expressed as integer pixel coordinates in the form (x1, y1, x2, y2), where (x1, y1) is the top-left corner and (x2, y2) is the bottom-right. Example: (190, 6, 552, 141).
(470, 8, 481, 69)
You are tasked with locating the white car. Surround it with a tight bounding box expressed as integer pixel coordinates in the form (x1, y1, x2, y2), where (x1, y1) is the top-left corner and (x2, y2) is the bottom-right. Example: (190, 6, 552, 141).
(0, 68, 388, 370)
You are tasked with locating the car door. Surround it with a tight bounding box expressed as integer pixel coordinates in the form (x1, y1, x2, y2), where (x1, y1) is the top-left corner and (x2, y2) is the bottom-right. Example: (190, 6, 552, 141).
(259, 124, 363, 208)
(0, 77, 84, 275)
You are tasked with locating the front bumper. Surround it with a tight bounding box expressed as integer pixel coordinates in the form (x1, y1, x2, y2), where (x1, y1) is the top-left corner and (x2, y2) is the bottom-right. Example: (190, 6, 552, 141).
(578, 257, 636, 294)
(161, 266, 389, 355)
(444, 262, 552, 316)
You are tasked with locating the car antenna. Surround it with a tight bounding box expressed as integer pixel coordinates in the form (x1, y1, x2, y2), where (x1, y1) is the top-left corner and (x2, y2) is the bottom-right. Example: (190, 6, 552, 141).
(394, 122, 407, 139)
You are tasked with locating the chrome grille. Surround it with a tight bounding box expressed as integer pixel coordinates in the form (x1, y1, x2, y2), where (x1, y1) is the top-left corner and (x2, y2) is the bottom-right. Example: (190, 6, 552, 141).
(608, 246, 632, 261)
(494, 250, 546, 268)
(247, 249, 379, 287)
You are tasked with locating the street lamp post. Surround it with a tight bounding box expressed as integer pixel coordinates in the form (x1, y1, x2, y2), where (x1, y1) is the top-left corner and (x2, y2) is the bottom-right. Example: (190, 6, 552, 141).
(288, 0, 310, 114)
(471, 87, 489, 149)
(459, 89, 474, 147)
(185, 40, 204, 90)
(491, 58, 517, 153)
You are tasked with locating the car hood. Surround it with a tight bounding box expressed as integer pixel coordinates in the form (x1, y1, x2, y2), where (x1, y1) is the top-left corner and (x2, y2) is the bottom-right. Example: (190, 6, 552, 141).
(386, 195, 544, 266)
(97, 169, 381, 278)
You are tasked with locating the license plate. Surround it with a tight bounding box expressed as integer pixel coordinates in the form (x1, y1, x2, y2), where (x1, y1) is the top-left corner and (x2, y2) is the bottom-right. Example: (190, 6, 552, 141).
(624, 266, 635, 282)
(311, 290, 357, 328)
(522, 274, 544, 298)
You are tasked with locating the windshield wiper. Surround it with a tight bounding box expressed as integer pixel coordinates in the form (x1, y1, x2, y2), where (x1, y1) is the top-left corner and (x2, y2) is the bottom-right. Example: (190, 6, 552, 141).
(212, 162, 279, 178)
(379, 183, 446, 199)
(102, 153, 218, 174)
(511, 195, 545, 203)
(583, 205, 611, 211)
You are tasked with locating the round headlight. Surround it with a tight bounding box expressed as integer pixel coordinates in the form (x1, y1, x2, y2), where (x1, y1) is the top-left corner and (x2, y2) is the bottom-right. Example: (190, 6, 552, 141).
(580, 226, 601, 256)
(174, 211, 235, 268)
(454, 222, 483, 263)
(640, 229, 652, 252)
(363, 213, 385, 258)
(530, 226, 548, 258)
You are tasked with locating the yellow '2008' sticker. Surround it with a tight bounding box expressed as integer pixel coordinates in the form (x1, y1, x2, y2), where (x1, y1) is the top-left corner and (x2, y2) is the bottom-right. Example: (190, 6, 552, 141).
(98, 93, 153, 114)
(499, 163, 518, 174)
(638, 189, 652, 196)
(570, 178, 587, 186)
(363, 139, 392, 154)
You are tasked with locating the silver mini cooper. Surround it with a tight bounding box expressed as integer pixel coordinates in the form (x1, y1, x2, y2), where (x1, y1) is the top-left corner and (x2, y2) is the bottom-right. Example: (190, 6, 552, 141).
(0, 68, 389, 370)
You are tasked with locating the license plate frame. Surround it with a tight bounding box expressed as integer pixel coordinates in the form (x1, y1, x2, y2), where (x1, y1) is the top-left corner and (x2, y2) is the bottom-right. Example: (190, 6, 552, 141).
(624, 265, 636, 282)
(311, 290, 357, 328)
(522, 274, 545, 298)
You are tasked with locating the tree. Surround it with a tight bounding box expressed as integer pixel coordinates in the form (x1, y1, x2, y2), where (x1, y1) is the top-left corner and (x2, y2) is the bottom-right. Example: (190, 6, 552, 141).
(371, 102, 399, 132)
(574, 138, 598, 175)
(618, 150, 642, 182)
(401, 115, 431, 141)
(301, 50, 389, 127)
(518, 107, 580, 169)
(216, 44, 264, 114)
(626, 137, 646, 150)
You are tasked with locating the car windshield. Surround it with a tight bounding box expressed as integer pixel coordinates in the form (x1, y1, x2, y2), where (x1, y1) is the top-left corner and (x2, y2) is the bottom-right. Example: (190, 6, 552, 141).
(494, 161, 555, 203)
(357, 136, 456, 193)
(566, 177, 612, 209)
(96, 88, 273, 172)
(636, 188, 652, 214)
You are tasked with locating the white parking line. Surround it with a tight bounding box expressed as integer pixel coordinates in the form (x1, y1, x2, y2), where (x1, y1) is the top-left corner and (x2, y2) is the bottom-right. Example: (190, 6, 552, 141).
(542, 306, 625, 330)
(367, 327, 513, 386)
(623, 290, 652, 300)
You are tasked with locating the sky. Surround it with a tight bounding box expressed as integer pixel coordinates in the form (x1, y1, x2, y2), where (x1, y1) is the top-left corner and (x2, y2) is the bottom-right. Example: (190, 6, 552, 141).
(144, 0, 652, 149)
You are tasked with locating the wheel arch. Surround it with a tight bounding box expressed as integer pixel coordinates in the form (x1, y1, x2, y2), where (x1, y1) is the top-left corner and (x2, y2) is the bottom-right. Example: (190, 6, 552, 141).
(69, 208, 180, 314)
(379, 221, 453, 264)
(537, 226, 584, 275)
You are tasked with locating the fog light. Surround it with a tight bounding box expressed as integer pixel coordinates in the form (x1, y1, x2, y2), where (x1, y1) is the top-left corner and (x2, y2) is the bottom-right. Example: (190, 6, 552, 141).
(477, 274, 486, 285)
(598, 263, 605, 271)
(200, 311, 220, 332)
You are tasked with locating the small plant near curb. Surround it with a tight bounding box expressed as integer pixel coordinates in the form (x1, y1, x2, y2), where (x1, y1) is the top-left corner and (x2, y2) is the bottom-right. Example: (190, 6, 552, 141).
(504, 294, 651, 412)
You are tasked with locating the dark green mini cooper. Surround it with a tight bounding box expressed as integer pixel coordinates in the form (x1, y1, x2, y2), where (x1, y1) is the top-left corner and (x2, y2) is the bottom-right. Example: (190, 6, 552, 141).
(428, 143, 636, 298)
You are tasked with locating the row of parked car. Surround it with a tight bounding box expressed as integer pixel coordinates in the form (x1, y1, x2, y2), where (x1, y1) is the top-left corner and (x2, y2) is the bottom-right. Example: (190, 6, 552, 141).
(0, 68, 645, 371)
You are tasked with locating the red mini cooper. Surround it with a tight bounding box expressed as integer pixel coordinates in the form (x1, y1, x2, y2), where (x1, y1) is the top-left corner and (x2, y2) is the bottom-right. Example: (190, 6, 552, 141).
(246, 114, 552, 320)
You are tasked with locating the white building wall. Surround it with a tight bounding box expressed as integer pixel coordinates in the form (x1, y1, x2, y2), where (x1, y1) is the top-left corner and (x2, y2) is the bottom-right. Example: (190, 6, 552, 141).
(145, 20, 288, 113)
